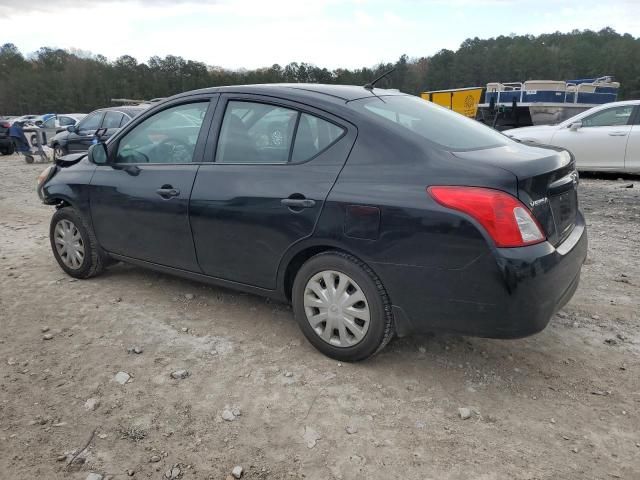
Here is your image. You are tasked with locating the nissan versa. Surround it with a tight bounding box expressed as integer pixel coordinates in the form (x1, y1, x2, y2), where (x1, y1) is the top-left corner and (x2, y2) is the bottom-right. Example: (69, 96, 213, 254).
(37, 84, 587, 361)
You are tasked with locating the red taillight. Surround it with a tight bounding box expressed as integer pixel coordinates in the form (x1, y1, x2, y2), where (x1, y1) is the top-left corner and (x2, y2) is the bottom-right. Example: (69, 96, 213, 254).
(427, 186, 545, 248)
(0, 121, 9, 128)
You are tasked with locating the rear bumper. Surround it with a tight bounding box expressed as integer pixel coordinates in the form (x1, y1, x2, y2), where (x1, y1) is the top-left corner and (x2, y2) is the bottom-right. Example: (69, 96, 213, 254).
(373, 212, 588, 338)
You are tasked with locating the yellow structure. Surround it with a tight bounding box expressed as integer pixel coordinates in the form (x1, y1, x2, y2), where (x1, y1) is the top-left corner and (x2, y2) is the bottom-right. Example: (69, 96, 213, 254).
(421, 87, 484, 118)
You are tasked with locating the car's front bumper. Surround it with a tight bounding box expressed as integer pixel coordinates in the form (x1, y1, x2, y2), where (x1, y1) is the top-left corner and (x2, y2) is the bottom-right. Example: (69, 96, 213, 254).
(373, 212, 588, 338)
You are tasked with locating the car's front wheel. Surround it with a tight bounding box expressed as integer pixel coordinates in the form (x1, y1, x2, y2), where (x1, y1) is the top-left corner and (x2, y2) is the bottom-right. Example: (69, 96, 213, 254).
(292, 251, 395, 361)
(50, 207, 106, 279)
(53, 144, 66, 160)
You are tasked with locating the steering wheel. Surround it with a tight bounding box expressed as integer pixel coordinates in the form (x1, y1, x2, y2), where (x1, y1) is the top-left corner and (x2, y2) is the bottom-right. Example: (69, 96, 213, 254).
(157, 138, 192, 163)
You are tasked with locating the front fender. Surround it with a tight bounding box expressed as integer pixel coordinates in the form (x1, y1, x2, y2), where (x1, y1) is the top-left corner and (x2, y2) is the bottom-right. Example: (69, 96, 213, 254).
(40, 159, 96, 217)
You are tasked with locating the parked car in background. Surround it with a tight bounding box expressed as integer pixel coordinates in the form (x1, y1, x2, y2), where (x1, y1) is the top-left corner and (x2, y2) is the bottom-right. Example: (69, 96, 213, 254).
(38, 84, 587, 361)
(0, 118, 15, 155)
(49, 106, 147, 159)
(504, 100, 640, 173)
(29, 114, 86, 147)
(16, 114, 41, 126)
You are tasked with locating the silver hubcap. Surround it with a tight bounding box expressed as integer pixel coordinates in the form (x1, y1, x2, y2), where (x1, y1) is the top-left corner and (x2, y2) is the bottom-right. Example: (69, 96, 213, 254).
(303, 270, 370, 347)
(54, 219, 85, 269)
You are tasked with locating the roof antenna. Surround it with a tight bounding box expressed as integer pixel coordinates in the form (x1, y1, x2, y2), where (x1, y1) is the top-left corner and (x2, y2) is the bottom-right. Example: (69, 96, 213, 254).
(364, 67, 396, 90)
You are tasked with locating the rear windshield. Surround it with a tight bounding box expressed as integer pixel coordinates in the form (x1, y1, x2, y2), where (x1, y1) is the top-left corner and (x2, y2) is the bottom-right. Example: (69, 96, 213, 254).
(350, 95, 510, 151)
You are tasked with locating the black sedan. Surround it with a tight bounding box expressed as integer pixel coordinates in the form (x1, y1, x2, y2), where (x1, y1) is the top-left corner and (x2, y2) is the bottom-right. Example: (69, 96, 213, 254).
(37, 84, 587, 361)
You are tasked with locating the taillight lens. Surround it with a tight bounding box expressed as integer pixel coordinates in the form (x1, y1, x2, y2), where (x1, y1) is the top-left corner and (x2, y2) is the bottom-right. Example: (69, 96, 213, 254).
(427, 186, 545, 247)
(0, 121, 10, 128)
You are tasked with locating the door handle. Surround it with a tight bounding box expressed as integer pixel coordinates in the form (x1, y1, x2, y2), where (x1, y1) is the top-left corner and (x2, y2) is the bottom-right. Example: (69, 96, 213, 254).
(156, 187, 180, 198)
(281, 198, 316, 209)
(608, 132, 628, 136)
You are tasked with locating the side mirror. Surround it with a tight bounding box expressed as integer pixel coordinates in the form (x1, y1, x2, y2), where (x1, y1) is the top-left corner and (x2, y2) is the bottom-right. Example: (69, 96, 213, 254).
(66, 125, 77, 133)
(88, 143, 108, 165)
(569, 121, 582, 131)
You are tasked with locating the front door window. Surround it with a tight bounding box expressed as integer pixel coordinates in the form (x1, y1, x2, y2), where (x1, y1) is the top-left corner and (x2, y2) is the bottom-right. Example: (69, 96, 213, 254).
(78, 112, 103, 133)
(116, 103, 209, 164)
(582, 106, 634, 127)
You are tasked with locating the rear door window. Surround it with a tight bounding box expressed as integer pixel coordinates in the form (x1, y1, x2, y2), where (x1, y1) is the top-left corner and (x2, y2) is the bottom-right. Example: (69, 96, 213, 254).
(216, 101, 297, 163)
(216, 101, 345, 164)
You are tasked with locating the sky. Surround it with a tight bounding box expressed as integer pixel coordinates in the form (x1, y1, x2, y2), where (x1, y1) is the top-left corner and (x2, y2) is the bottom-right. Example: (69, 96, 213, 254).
(0, 0, 638, 70)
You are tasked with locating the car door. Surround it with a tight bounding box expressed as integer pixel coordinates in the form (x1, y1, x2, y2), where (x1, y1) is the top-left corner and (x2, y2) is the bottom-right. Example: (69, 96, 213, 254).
(550, 105, 634, 170)
(67, 110, 104, 152)
(89, 96, 216, 270)
(40, 116, 57, 145)
(623, 106, 640, 172)
(189, 95, 356, 289)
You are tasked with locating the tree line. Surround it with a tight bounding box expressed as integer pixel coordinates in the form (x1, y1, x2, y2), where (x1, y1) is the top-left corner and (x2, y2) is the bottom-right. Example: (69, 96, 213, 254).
(0, 27, 638, 115)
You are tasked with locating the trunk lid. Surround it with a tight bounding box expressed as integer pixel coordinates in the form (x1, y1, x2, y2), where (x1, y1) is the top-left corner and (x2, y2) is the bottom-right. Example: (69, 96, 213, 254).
(452, 142, 578, 246)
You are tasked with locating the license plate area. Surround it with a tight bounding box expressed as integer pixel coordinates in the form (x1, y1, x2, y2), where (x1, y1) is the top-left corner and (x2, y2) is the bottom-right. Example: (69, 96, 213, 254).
(549, 188, 577, 244)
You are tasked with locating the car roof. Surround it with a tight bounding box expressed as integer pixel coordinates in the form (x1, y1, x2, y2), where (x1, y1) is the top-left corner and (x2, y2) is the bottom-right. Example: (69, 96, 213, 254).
(179, 83, 407, 104)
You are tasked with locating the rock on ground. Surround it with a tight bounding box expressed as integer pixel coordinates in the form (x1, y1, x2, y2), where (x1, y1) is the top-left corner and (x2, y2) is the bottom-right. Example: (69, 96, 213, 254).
(231, 465, 243, 478)
(458, 407, 472, 420)
(84, 397, 100, 411)
(302, 426, 321, 448)
(170, 369, 189, 379)
(114, 371, 131, 384)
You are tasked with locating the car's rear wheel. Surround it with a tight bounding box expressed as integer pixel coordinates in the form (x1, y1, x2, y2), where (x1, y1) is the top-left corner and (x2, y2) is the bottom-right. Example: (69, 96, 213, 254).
(292, 251, 394, 361)
(50, 207, 105, 279)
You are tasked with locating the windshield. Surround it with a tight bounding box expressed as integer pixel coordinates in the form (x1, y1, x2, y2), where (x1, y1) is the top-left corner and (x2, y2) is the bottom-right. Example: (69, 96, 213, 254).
(350, 95, 511, 151)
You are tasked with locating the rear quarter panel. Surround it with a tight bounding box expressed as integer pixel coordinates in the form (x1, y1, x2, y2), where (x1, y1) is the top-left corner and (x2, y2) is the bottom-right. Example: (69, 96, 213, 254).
(308, 121, 520, 332)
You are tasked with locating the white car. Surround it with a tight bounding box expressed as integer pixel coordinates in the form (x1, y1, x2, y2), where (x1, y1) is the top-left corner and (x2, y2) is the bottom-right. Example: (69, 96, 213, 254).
(504, 100, 640, 173)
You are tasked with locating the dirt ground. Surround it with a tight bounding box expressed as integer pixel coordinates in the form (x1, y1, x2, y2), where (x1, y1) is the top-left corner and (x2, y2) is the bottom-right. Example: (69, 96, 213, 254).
(0, 153, 639, 480)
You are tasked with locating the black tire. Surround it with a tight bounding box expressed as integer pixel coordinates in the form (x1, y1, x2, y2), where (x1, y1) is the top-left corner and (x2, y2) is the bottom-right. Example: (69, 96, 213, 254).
(292, 251, 395, 362)
(0, 143, 14, 155)
(53, 144, 66, 160)
(24, 155, 34, 164)
(50, 207, 106, 279)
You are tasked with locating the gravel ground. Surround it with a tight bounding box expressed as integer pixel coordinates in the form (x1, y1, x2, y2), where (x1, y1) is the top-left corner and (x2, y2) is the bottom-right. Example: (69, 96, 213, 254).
(1, 153, 639, 480)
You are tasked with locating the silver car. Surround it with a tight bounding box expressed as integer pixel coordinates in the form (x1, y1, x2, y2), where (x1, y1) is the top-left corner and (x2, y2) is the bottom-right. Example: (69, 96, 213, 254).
(29, 114, 86, 147)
